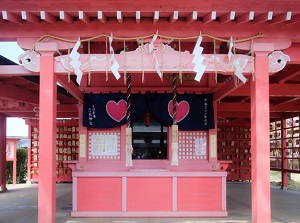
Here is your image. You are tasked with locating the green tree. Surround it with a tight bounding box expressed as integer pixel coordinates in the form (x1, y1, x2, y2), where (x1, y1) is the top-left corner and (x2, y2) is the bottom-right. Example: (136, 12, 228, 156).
(6, 147, 28, 184)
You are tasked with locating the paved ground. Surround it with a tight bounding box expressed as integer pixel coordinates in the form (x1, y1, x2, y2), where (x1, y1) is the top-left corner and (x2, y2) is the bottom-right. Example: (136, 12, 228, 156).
(1, 182, 300, 223)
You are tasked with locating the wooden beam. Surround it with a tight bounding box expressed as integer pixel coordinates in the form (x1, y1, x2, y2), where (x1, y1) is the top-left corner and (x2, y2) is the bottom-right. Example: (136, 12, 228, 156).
(79, 11, 90, 24)
(269, 12, 292, 25)
(253, 11, 273, 24)
(56, 75, 83, 104)
(270, 65, 300, 84)
(219, 11, 235, 24)
(0, 16, 5, 24)
(153, 11, 159, 24)
(218, 102, 300, 113)
(286, 13, 300, 25)
(2, 11, 22, 24)
(40, 11, 56, 23)
(59, 11, 73, 23)
(170, 11, 178, 24)
(236, 11, 254, 24)
(136, 11, 141, 24)
(97, 11, 106, 23)
(203, 11, 216, 24)
(272, 97, 299, 106)
(186, 11, 197, 24)
(0, 84, 39, 105)
(21, 11, 40, 24)
(229, 83, 300, 97)
(0, 65, 34, 76)
(117, 11, 123, 23)
(213, 76, 247, 102)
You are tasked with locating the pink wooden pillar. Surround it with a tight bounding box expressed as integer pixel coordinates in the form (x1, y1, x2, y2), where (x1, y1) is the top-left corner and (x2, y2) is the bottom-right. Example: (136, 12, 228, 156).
(251, 43, 273, 223)
(13, 140, 17, 184)
(36, 42, 57, 223)
(0, 114, 7, 192)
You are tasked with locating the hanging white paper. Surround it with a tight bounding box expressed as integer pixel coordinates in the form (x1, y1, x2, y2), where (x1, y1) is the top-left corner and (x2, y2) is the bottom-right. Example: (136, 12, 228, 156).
(233, 60, 247, 83)
(192, 34, 206, 82)
(109, 34, 121, 80)
(69, 39, 83, 84)
(228, 37, 234, 61)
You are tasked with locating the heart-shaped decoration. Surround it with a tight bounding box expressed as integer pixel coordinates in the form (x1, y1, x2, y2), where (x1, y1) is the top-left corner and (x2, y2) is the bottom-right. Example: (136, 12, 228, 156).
(168, 100, 189, 123)
(106, 100, 127, 122)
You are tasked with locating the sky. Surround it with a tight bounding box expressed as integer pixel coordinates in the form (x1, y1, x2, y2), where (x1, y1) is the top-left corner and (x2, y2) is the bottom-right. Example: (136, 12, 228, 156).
(0, 42, 28, 137)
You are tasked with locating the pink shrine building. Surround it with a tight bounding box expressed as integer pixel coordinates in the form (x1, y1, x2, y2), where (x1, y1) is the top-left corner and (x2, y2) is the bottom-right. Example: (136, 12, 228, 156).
(1, 1, 300, 222)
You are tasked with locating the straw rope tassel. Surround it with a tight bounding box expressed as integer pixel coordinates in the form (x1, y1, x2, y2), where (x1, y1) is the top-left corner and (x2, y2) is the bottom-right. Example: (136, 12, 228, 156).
(171, 73, 179, 166)
(125, 73, 133, 166)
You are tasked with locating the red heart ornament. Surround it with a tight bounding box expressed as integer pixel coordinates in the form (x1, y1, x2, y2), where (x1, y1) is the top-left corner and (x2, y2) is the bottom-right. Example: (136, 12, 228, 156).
(168, 100, 189, 122)
(106, 100, 127, 122)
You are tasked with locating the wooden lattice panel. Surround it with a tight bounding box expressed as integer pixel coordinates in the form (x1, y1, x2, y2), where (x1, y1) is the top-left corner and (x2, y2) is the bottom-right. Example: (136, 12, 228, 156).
(178, 131, 207, 160)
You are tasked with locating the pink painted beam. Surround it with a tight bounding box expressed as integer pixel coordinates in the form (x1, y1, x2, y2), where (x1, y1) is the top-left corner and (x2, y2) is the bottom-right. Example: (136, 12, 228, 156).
(219, 11, 235, 24)
(153, 11, 159, 24)
(117, 11, 123, 24)
(57, 75, 84, 103)
(253, 11, 273, 24)
(286, 13, 300, 25)
(2, 11, 22, 24)
(236, 11, 254, 24)
(136, 11, 141, 24)
(97, 11, 106, 23)
(170, 11, 178, 24)
(269, 12, 292, 25)
(59, 11, 73, 23)
(186, 11, 197, 24)
(21, 11, 40, 24)
(79, 11, 90, 24)
(0, 84, 39, 105)
(213, 76, 248, 102)
(40, 11, 56, 23)
(203, 11, 216, 24)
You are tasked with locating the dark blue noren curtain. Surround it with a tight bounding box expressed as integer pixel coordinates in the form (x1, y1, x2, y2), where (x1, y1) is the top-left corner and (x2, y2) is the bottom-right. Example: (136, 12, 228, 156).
(83, 93, 147, 128)
(83, 92, 214, 130)
(148, 93, 215, 130)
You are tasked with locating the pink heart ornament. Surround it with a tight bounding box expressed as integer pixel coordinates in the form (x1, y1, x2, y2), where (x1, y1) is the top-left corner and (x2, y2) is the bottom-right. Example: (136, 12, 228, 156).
(106, 100, 127, 122)
(168, 101, 190, 122)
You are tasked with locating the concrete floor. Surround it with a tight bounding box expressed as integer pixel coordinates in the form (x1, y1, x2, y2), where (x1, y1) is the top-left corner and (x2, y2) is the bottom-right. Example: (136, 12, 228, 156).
(0, 182, 300, 223)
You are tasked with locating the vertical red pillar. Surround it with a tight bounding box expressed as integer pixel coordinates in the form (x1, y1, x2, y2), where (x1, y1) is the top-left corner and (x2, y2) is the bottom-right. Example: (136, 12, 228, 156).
(251, 44, 273, 223)
(0, 114, 7, 191)
(13, 140, 17, 184)
(36, 42, 57, 223)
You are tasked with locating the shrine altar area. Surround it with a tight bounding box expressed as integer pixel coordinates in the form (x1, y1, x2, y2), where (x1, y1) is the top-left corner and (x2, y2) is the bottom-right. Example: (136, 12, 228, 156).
(66, 121, 228, 217)
(69, 170, 227, 217)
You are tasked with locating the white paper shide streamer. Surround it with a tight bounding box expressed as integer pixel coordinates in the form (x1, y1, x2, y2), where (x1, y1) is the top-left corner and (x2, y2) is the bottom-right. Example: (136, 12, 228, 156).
(109, 34, 121, 80)
(227, 37, 247, 84)
(69, 39, 83, 84)
(148, 32, 163, 79)
(192, 34, 206, 82)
